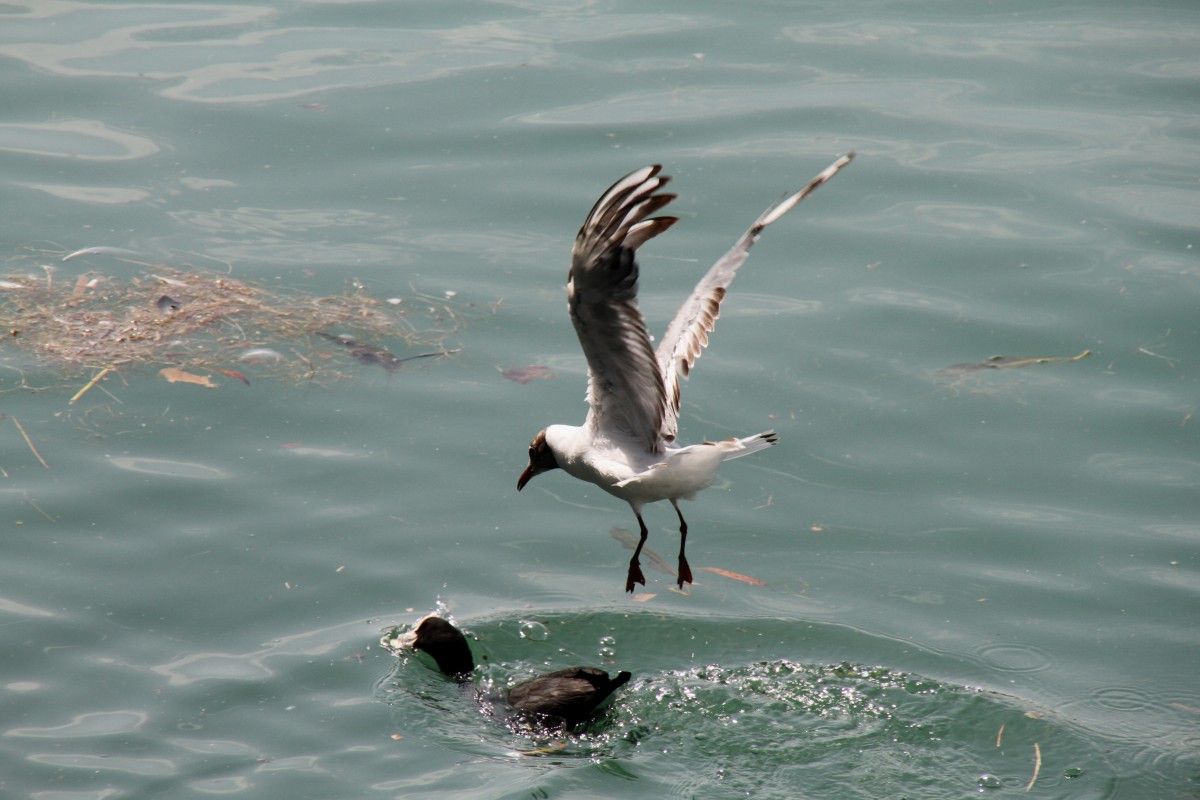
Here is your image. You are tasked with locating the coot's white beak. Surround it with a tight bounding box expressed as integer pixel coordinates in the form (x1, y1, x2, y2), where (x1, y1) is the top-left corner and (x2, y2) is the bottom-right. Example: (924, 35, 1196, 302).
(392, 612, 441, 650)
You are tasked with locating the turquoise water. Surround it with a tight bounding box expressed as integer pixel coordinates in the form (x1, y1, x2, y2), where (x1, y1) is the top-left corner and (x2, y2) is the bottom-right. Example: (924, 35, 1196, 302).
(1, 1, 1197, 797)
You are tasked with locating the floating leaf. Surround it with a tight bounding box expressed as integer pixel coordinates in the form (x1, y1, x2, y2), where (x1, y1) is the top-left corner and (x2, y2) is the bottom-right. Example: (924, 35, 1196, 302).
(502, 365, 554, 384)
(212, 369, 250, 385)
(699, 566, 766, 586)
(159, 367, 217, 388)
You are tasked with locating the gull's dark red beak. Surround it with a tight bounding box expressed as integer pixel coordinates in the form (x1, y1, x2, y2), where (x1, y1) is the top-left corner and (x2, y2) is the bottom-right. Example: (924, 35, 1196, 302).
(517, 464, 535, 491)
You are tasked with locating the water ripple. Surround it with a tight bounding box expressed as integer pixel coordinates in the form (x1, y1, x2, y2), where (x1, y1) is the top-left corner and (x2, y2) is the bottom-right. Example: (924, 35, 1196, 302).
(942, 497, 1081, 525)
(1092, 685, 1156, 713)
(1083, 184, 1200, 228)
(107, 456, 230, 480)
(150, 621, 349, 686)
(166, 737, 259, 756)
(881, 202, 1078, 241)
(0, 119, 159, 161)
(378, 609, 1120, 797)
(1057, 682, 1200, 787)
(0, 5, 704, 105)
(13, 182, 152, 205)
(1085, 453, 1200, 489)
(29, 753, 175, 776)
(7, 710, 148, 738)
(971, 642, 1054, 674)
(189, 775, 253, 793)
(847, 286, 965, 316)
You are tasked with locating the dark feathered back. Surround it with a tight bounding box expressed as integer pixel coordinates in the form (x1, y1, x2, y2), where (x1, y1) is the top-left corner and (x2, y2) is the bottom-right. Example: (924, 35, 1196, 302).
(507, 666, 633, 727)
(404, 616, 632, 729)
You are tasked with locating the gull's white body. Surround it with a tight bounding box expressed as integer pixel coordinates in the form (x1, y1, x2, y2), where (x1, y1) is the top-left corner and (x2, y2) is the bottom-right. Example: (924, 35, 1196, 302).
(519, 154, 854, 591)
(542, 424, 774, 508)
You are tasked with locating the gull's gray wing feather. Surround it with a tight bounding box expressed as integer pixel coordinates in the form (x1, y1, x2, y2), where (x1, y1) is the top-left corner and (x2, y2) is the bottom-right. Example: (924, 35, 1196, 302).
(568, 165, 679, 453)
(654, 153, 855, 441)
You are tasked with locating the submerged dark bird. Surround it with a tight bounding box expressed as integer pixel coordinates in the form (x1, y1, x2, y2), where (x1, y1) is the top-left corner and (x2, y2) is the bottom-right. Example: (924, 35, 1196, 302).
(395, 614, 631, 729)
(518, 155, 854, 592)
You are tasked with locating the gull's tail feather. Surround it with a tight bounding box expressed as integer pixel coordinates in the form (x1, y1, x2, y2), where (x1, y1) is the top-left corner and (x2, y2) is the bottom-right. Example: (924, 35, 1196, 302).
(712, 430, 778, 460)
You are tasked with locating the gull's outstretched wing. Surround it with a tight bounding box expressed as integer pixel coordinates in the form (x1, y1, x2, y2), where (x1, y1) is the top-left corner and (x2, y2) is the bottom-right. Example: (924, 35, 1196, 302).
(655, 153, 855, 441)
(568, 165, 679, 453)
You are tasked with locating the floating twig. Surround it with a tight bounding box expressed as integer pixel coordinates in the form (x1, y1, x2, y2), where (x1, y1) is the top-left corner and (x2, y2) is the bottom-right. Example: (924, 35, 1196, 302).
(69, 363, 124, 406)
(698, 566, 766, 586)
(1136, 329, 1176, 364)
(62, 245, 141, 262)
(11, 416, 49, 469)
(23, 492, 56, 522)
(995, 722, 1005, 748)
(938, 349, 1091, 377)
(1025, 742, 1041, 792)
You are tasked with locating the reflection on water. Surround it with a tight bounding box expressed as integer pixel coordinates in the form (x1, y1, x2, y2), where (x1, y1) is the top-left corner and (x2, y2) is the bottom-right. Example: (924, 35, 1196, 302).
(0, 119, 159, 161)
(106, 456, 230, 480)
(0, 4, 705, 105)
(8, 710, 149, 739)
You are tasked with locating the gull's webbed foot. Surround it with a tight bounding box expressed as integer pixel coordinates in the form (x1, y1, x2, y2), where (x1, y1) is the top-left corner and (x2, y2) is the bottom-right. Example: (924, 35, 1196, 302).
(625, 559, 646, 593)
(676, 554, 693, 589)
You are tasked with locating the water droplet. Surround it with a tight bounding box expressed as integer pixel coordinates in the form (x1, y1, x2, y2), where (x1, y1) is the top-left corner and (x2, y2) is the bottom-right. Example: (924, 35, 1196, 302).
(598, 635, 616, 657)
(977, 773, 1003, 789)
(518, 620, 549, 641)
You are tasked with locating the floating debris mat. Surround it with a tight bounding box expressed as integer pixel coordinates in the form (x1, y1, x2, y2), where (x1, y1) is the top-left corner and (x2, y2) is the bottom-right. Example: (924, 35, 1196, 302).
(0, 258, 465, 394)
